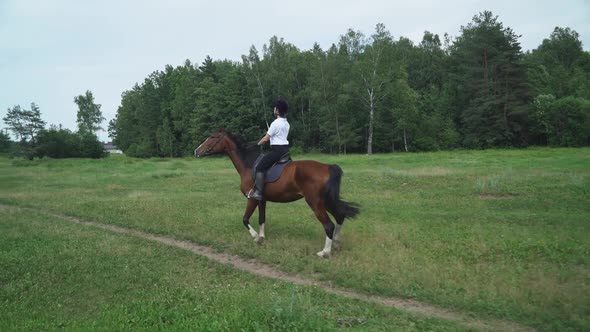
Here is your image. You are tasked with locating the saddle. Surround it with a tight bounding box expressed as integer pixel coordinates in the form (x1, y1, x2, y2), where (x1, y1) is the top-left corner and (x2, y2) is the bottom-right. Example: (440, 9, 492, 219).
(252, 152, 292, 183)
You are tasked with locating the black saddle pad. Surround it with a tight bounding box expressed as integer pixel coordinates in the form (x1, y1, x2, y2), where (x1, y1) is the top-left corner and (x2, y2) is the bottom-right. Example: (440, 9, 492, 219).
(252, 154, 292, 183)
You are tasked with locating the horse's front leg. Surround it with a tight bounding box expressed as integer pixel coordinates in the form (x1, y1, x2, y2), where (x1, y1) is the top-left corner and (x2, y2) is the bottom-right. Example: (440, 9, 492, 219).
(255, 200, 266, 244)
(305, 196, 335, 258)
(243, 199, 261, 242)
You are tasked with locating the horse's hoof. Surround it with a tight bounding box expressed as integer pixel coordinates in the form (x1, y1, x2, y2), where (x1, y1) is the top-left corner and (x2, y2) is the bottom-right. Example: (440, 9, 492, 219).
(316, 250, 330, 259)
(255, 236, 265, 245)
(333, 241, 342, 251)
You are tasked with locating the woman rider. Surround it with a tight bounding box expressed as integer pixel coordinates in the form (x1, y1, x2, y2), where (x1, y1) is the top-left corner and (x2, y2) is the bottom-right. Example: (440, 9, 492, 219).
(247, 98, 290, 200)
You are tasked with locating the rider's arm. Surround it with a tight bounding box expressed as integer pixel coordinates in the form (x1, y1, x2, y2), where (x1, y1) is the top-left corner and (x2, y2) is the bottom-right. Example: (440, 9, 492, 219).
(259, 120, 277, 146)
(258, 134, 270, 146)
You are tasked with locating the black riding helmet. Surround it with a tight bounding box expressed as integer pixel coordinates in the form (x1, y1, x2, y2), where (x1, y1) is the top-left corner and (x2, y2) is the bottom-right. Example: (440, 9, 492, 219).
(274, 97, 288, 117)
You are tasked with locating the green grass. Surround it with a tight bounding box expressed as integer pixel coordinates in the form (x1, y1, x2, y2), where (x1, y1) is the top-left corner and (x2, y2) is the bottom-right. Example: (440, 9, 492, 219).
(0, 207, 464, 331)
(1, 148, 589, 331)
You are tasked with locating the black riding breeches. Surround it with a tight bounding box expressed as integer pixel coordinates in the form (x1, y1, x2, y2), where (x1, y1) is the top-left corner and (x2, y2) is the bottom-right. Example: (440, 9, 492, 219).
(257, 145, 289, 172)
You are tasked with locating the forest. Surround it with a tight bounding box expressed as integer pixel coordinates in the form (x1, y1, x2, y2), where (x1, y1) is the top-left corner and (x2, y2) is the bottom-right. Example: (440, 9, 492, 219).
(107, 11, 590, 157)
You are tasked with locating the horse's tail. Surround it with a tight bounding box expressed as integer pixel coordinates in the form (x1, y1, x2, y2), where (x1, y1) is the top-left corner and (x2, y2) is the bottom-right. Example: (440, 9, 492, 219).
(324, 164, 360, 220)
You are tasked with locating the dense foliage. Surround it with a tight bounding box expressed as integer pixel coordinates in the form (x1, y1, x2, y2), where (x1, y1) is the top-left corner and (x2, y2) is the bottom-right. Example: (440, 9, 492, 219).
(110, 12, 588, 155)
(34, 127, 106, 159)
(0, 131, 11, 153)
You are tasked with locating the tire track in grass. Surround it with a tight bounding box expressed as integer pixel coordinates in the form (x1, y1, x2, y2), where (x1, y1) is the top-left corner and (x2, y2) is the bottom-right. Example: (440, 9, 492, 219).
(1, 204, 535, 332)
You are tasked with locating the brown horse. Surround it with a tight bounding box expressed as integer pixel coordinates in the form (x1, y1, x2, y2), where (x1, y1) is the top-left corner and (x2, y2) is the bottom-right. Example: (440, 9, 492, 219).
(194, 129, 359, 257)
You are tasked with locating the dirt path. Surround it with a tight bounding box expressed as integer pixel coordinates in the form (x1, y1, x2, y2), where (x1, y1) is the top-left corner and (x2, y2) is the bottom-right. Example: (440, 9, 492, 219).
(2, 204, 535, 332)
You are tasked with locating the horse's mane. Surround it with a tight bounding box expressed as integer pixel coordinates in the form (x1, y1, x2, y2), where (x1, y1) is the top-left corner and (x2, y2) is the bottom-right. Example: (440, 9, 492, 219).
(225, 131, 260, 169)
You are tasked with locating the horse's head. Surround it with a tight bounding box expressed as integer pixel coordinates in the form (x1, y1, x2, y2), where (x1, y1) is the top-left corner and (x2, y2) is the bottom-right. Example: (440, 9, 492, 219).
(194, 129, 229, 158)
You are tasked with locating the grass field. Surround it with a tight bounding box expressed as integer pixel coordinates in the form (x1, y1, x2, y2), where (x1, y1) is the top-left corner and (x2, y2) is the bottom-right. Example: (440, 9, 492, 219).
(1, 148, 589, 331)
(1, 207, 466, 331)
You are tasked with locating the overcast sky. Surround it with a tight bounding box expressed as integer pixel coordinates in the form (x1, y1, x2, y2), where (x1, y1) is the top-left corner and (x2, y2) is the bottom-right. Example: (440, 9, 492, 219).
(1, 0, 589, 142)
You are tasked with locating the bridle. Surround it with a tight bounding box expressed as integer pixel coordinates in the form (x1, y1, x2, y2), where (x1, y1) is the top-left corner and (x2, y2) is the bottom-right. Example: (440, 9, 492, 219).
(201, 133, 226, 155)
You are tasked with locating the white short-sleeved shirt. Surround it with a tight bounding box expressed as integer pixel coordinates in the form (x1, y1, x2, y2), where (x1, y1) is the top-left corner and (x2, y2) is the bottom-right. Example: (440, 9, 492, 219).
(267, 118, 290, 145)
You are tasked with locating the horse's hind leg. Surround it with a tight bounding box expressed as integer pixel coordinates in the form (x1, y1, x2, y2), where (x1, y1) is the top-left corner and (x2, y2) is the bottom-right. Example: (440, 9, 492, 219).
(332, 214, 344, 251)
(306, 196, 335, 258)
(256, 200, 266, 244)
(243, 199, 262, 243)
(325, 203, 345, 251)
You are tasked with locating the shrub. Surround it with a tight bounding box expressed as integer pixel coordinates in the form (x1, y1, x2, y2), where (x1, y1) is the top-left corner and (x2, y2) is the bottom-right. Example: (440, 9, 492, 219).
(79, 132, 106, 158)
(35, 128, 81, 158)
(34, 128, 106, 159)
(126, 140, 155, 158)
(531, 95, 590, 146)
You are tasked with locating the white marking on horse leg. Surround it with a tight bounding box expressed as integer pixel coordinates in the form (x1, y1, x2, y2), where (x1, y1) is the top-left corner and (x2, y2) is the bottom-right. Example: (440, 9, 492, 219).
(323, 237, 333, 252)
(247, 224, 259, 239)
(259, 223, 265, 238)
(316, 237, 332, 258)
(255, 223, 265, 244)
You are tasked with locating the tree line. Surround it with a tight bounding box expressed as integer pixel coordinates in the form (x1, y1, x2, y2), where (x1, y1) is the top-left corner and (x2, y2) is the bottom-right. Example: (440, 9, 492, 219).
(2, 91, 105, 158)
(109, 11, 590, 157)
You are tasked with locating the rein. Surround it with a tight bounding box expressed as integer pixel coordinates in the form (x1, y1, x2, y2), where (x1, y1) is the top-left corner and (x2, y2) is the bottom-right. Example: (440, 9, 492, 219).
(199, 132, 261, 167)
(203, 133, 226, 155)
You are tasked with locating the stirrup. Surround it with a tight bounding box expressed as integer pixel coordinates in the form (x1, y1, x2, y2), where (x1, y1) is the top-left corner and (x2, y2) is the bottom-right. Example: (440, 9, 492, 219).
(247, 188, 263, 200)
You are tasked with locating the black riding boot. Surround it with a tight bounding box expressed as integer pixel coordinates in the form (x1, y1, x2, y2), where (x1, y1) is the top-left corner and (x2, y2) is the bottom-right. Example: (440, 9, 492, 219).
(248, 171, 265, 200)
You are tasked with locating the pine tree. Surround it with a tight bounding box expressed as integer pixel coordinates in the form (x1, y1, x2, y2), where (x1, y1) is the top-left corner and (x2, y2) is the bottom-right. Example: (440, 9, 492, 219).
(450, 11, 530, 147)
(3, 103, 46, 142)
